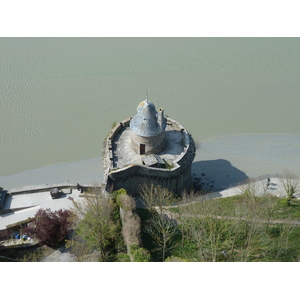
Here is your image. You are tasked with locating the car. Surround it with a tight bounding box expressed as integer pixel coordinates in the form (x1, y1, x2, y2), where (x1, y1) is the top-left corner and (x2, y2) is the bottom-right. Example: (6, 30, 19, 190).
(50, 188, 62, 199)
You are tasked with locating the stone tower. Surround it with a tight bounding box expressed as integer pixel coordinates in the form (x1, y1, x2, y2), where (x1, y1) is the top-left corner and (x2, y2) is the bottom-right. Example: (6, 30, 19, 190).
(103, 98, 196, 196)
(130, 99, 166, 155)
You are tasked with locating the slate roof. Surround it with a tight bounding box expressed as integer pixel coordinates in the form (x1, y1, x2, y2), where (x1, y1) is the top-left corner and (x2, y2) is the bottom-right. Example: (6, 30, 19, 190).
(130, 99, 165, 137)
(143, 154, 165, 166)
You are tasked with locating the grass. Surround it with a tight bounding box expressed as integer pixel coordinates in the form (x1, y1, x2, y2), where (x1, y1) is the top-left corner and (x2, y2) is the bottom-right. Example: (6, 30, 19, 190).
(140, 193, 300, 261)
(171, 194, 300, 221)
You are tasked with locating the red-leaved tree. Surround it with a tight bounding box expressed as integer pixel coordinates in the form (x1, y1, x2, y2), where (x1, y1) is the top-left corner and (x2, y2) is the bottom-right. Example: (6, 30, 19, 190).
(24, 208, 73, 245)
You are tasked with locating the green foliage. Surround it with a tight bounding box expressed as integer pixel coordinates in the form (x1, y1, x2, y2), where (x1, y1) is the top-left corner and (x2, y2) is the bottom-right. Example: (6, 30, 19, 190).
(129, 245, 151, 262)
(112, 188, 127, 207)
(281, 169, 300, 205)
(65, 234, 94, 262)
(116, 252, 131, 262)
(73, 187, 121, 261)
(164, 256, 191, 262)
(273, 198, 300, 219)
(21, 248, 46, 262)
(76, 209, 118, 261)
(176, 194, 300, 221)
(138, 191, 300, 262)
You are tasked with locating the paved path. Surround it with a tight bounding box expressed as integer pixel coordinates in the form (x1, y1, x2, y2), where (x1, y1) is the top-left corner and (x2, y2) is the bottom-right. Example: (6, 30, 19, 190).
(0, 188, 83, 230)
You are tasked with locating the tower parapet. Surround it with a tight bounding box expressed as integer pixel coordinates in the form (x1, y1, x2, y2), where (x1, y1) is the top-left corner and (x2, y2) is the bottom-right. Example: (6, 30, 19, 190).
(103, 99, 196, 196)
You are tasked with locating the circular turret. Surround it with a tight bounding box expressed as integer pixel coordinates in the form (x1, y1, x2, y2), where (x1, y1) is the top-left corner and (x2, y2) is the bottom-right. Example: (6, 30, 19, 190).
(129, 99, 166, 155)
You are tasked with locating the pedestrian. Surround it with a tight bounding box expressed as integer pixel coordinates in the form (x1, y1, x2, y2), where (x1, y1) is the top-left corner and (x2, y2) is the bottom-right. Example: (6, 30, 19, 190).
(266, 178, 270, 187)
(77, 183, 81, 191)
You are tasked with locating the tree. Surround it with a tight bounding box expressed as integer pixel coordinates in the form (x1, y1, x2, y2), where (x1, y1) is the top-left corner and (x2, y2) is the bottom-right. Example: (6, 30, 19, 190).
(65, 234, 94, 262)
(139, 183, 178, 215)
(144, 213, 180, 261)
(24, 208, 73, 245)
(280, 168, 300, 206)
(72, 185, 120, 262)
(129, 245, 151, 262)
(179, 191, 277, 262)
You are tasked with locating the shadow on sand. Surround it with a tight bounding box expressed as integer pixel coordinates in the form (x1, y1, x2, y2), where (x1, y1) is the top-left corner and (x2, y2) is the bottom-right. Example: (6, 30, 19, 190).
(192, 159, 248, 192)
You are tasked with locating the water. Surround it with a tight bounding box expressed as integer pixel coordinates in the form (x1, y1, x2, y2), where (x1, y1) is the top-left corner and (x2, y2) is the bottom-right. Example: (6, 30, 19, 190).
(1, 38, 300, 177)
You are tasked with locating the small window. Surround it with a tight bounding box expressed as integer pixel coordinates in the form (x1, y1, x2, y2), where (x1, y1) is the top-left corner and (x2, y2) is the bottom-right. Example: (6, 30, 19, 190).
(140, 143, 146, 155)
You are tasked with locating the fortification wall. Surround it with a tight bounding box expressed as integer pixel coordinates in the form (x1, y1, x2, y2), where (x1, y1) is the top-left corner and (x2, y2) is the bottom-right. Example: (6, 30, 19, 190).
(103, 117, 196, 196)
(102, 118, 131, 185)
(106, 165, 193, 195)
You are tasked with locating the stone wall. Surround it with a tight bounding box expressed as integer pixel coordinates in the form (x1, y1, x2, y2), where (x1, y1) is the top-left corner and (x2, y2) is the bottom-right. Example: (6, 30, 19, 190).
(130, 131, 166, 155)
(8, 183, 90, 196)
(103, 117, 196, 196)
(106, 146, 194, 195)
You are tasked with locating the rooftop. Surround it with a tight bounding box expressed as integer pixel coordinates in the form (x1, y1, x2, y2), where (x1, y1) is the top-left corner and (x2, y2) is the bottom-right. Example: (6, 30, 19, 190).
(130, 99, 166, 137)
(111, 118, 187, 169)
(143, 154, 165, 166)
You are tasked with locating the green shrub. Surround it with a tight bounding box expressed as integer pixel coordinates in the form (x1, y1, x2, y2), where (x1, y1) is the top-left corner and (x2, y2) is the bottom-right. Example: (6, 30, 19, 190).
(116, 252, 131, 262)
(129, 245, 151, 262)
(112, 188, 127, 205)
(164, 256, 190, 262)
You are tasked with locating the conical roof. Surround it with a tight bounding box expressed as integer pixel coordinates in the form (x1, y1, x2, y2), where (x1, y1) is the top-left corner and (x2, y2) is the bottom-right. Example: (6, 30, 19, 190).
(130, 99, 165, 137)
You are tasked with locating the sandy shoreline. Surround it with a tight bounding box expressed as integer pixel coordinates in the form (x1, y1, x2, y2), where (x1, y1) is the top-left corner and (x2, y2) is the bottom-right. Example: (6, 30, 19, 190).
(0, 134, 299, 191)
(192, 134, 300, 191)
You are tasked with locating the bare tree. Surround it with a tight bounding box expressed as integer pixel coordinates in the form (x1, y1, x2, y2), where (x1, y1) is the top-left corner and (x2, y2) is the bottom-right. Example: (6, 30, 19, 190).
(280, 168, 300, 206)
(179, 189, 278, 262)
(139, 183, 178, 215)
(144, 213, 179, 261)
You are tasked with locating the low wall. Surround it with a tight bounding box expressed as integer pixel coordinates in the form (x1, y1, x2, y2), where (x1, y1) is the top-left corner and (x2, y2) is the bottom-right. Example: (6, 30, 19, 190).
(8, 183, 93, 196)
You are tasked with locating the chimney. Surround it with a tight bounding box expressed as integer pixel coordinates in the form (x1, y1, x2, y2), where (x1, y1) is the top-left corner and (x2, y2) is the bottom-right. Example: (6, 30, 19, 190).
(158, 108, 164, 129)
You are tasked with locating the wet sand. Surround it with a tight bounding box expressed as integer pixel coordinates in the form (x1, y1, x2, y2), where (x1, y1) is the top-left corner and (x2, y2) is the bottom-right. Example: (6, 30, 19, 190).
(1, 134, 299, 191)
(192, 134, 300, 191)
(0, 157, 103, 190)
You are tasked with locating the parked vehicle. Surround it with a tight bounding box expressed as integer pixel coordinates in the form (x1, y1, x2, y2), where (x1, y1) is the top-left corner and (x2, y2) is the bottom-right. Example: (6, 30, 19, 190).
(50, 188, 62, 199)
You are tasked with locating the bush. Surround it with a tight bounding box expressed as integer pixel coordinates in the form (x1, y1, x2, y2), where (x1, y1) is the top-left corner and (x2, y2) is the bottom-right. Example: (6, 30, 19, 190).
(129, 245, 151, 262)
(116, 252, 131, 262)
(112, 188, 127, 203)
(23, 208, 73, 246)
(164, 256, 190, 262)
